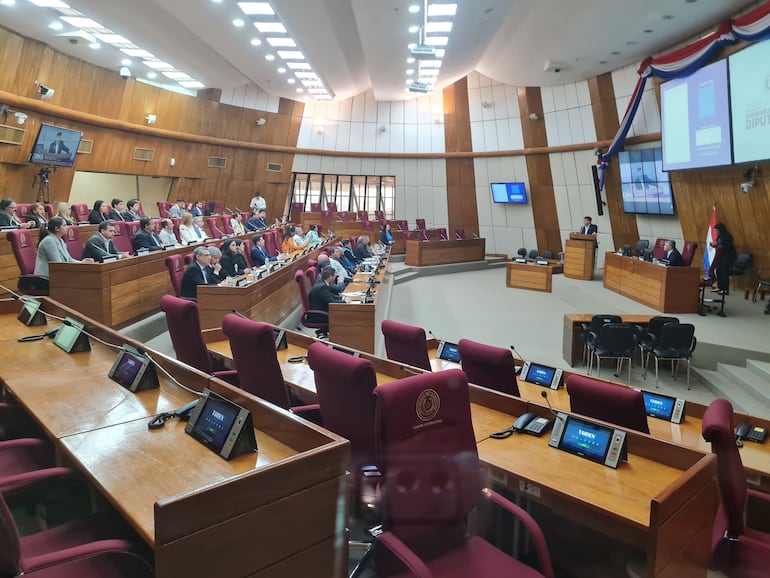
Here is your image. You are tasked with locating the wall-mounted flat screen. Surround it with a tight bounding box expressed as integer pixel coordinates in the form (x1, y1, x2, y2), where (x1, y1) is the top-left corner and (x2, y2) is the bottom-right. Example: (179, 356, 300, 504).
(28, 124, 83, 168)
(661, 58, 731, 171)
(618, 148, 675, 215)
(490, 182, 527, 204)
(729, 39, 770, 164)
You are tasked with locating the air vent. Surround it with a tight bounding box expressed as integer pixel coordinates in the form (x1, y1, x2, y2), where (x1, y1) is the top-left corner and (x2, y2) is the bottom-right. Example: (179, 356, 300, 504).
(133, 147, 155, 162)
(266, 162, 283, 172)
(208, 156, 228, 168)
(78, 139, 93, 154)
(0, 125, 25, 146)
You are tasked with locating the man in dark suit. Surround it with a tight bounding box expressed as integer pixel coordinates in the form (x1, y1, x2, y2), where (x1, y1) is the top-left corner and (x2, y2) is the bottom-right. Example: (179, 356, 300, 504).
(246, 208, 268, 231)
(82, 221, 129, 262)
(181, 246, 221, 298)
(662, 239, 684, 267)
(47, 132, 70, 154)
(354, 235, 374, 260)
(579, 216, 598, 235)
(250, 235, 276, 268)
(132, 217, 163, 252)
(123, 199, 142, 221)
(307, 266, 348, 323)
(108, 198, 127, 221)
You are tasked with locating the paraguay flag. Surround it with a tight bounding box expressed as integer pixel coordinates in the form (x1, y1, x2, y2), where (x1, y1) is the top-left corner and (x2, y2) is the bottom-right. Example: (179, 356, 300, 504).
(703, 207, 717, 279)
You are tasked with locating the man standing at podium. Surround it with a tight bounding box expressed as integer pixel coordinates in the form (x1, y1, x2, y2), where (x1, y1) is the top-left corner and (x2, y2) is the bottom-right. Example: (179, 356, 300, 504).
(579, 216, 597, 235)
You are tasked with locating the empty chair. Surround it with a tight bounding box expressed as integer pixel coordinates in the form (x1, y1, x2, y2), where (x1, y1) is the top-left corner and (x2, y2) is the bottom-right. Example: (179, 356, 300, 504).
(381, 320, 431, 371)
(681, 241, 698, 266)
(528, 249, 539, 260)
(290, 202, 304, 218)
(566, 374, 649, 433)
(415, 218, 426, 230)
(310, 202, 322, 212)
(702, 399, 770, 576)
(159, 295, 237, 383)
(645, 322, 696, 389)
(586, 323, 638, 383)
(222, 215, 235, 235)
(164, 255, 186, 298)
(263, 230, 280, 257)
(70, 203, 90, 224)
(326, 202, 338, 212)
(338, 211, 352, 221)
(294, 270, 328, 338)
(0, 437, 58, 496)
(205, 217, 224, 239)
(374, 210, 385, 223)
(373, 369, 554, 578)
(321, 210, 333, 221)
(43, 204, 55, 219)
(542, 250, 553, 259)
(156, 201, 172, 218)
(6, 230, 49, 295)
(455, 228, 465, 240)
(109, 221, 132, 254)
(436, 227, 448, 240)
(419, 229, 429, 241)
(636, 239, 650, 256)
(579, 314, 621, 366)
(395, 219, 408, 231)
(753, 268, 770, 308)
(357, 210, 369, 222)
(305, 266, 318, 286)
(63, 226, 84, 260)
(638, 316, 679, 378)
(458, 338, 519, 396)
(361, 220, 374, 233)
(516, 248, 527, 260)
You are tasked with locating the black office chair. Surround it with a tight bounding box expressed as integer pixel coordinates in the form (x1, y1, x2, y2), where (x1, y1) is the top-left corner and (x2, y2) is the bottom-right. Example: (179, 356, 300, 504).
(645, 323, 696, 389)
(636, 239, 649, 256)
(528, 249, 539, 260)
(542, 251, 553, 260)
(516, 248, 527, 260)
(580, 314, 621, 367)
(639, 316, 679, 378)
(586, 323, 638, 384)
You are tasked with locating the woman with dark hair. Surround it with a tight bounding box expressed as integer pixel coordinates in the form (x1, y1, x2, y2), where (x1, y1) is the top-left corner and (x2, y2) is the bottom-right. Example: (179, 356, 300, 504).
(88, 199, 109, 224)
(35, 217, 93, 276)
(281, 226, 302, 254)
(205, 201, 218, 216)
(380, 222, 393, 245)
(709, 223, 737, 294)
(25, 202, 49, 229)
(220, 239, 251, 277)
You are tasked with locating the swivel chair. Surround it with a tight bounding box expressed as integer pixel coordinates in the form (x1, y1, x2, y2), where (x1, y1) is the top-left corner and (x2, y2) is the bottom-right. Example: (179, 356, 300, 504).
(458, 338, 519, 396)
(566, 374, 649, 433)
(381, 320, 431, 371)
(6, 230, 48, 296)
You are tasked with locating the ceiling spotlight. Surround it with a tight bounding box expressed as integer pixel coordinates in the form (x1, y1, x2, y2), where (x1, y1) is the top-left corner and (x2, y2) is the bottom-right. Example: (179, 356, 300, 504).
(121, 58, 132, 66)
(233, 18, 245, 27)
(408, 4, 420, 13)
(265, 54, 275, 61)
(287, 78, 296, 84)
(14, 112, 27, 125)
(408, 25, 419, 33)
(277, 67, 286, 73)
(145, 114, 157, 125)
(528, 112, 540, 121)
(119, 66, 131, 79)
(250, 38, 262, 46)
(48, 21, 63, 30)
(34, 81, 55, 100)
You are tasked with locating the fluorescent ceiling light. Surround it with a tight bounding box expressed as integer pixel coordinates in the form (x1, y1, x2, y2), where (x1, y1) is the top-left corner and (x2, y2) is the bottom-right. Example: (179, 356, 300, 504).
(408, 25, 419, 33)
(266, 37, 296, 47)
(27, 0, 69, 7)
(408, 4, 420, 13)
(277, 67, 286, 73)
(425, 22, 452, 33)
(254, 22, 286, 33)
(420, 60, 442, 68)
(265, 54, 275, 61)
(121, 48, 155, 58)
(250, 38, 261, 46)
(233, 18, 245, 27)
(277, 50, 304, 60)
(286, 62, 311, 69)
(60, 16, 104, 29)
(146, 72, 157, 79)
(294, 72, 318, 79)
(308, 89, 327, 94)
(94, 33, 130, 44)
(427, 3, 457, 17)
(120, 58, 132, 65)
(435, 48, 445, 58)
(287, 78, 296, 84)
(48, 21, 64, 30)
(162, 71, 191, 80)
(179, 81, 204, 88)
(143, 60, 175, 70)
(296, 88, 304, 93)
(424, 36, 448, 46)
(238, 1, 274, 15)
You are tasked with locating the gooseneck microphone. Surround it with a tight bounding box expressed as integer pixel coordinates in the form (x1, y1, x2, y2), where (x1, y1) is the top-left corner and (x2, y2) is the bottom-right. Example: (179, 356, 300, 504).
(509, 345, 525, 374)
(540, 390, 559, 418)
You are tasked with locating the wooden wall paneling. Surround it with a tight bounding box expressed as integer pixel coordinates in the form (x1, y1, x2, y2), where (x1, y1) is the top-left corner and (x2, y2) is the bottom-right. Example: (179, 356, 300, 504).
(518, 87, 561, 254)
(588, 73, 639, 251)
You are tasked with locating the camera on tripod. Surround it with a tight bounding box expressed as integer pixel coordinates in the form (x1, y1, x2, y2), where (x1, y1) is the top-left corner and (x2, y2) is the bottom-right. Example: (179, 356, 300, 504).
(38, 168, 51, 182)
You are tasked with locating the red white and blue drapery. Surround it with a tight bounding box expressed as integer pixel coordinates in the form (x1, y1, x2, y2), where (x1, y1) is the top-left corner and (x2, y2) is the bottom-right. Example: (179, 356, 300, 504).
(595, 1, 770, 191)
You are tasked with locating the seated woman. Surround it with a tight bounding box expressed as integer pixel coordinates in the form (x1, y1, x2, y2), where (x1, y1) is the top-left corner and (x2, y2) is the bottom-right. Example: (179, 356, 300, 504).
(88, 199, 110, 224)
(380, 222, 394, 245)
(230, 212, 246, 236)
(35, 217, 93, 277)
(220, 239, 252, 277)
(281, 226, 303, 254)
(56, 202, 75, 225)
(178, 212, 198, 244)
(304, 223, 320, 245)
(25, 202, 49, 229)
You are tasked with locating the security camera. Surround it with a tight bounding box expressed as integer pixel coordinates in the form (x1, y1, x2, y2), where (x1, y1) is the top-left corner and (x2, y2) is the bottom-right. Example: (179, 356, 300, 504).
(119, 66, 131, 79)
(256, 118, 266, 126)
(740, 181, 754, 193)
(14, 112, 27, 125)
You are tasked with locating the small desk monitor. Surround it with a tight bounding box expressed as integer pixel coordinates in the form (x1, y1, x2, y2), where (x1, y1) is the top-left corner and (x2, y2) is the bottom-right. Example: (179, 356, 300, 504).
(548, 413, 627, 469)
(436, 340, 461, 363)
(17, 299, 47, 327)
(520, 362, 563, 390)
(107, 345, 159, 393)
(640, 391, 685, 424)
(185, 389, 257, 460)
(53, 317, 91, 353)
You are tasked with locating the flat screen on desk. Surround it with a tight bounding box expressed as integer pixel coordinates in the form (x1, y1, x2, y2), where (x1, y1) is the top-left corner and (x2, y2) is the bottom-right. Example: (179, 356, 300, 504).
(17, 299, 42, 325)
(730, 39, 770, 163)
(28, 123, 83, 168)
(189, 394, 240, 454)
(661, 58, 731, 171)
(618, 148, 674, 215)
(437, 341, 460, 363)
(559, 417, 613, 464)
(522, 363, 556, 387)
(642, 391, 676, 421)
(109, 350, 144, 389)
(53, 318, 84, 352)
(490, 182, 527, 204)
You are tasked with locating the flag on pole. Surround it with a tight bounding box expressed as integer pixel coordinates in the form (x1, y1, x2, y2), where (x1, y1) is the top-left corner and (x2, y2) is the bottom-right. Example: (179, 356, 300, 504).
(703, 206, 717, 279)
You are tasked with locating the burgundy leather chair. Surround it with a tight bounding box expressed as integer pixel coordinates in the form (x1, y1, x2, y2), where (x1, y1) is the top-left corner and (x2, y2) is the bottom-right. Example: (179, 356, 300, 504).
(338, 211, 352, 221)
(381, 320, 431, 371)
(164, 255, 186, 298)
(125, 221, 141, 250)
(395, 219, 408, 231)
(374, 210, 385, 223)
(156, 201, 172, 218)
(305, 266, 318, 286)
(222, 215, 235, 236)
(373, 370, 554, 578)
(703, 399, 770, 575)
(415, 218, 426, 230)
(6, 230, 49, 295)
(110, 221, 132, 254)
(290, 202, 304, 219)
(294, 270, 328, 337)
(361, 221, 374, 233)
(71, 204, 90, 224)
(326, 202, 338, 212)
(43, 204, 55, 219)
(566, 374, 649, 433)
(652, 237, 667, 261)
(15, 204, 31, 221)
(16, 551, 155, 577)
(310, 203, 322, 212)
(205, 217, 224, 239)
(681, 241, 698, 267)
(436, 227, 448, 240)
(63, 226, 84, 260)
(159, 295, 237, 383)
(455, 228, 466, 240)
(357, 211, 369, 222)
(418, 229, 429, 241)
(133, 201, 146, 218)
(458, 338, 519, 396)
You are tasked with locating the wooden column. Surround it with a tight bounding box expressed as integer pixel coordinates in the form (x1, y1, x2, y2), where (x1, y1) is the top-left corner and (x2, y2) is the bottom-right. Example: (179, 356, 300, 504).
(517, 87, 562, 254)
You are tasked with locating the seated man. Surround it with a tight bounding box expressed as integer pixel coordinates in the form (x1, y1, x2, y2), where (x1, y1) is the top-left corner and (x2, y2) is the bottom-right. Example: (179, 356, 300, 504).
(158, 218, 179, 246)
(662, 239, 684, 266)
(245, 208, 268, 232)
(132, 217, 163, 252)
(123, 199, 142, 221)
(354, 234, 374, 260)
(82, 221, 130, 262)
(168, 198, 186, 219)
(307, 266, 348, 322)
(330, 246, 354, 281)
(341, 238, 359, 266)
(250, 234, 277, 268)
(181, 246, 221, 299)
(208, 246, 226, 281)
(108, 198, 126, 221)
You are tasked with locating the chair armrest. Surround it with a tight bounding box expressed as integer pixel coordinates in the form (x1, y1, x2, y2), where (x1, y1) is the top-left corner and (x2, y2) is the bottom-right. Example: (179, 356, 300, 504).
(747, 488, 770, 506)
(482, 488, 555, 578)
(22, 539, 141, 573)
(290, 404, 323, 425)
(0, 467, 77, 499)
(212, 369, 239, 386)
(303, 310, 330, 323)
(376, 531, 432, 578)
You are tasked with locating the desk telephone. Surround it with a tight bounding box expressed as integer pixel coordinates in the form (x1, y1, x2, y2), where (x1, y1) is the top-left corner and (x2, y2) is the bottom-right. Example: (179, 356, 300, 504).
(490, 413, 552, 439)
(735, 422, 767, 444)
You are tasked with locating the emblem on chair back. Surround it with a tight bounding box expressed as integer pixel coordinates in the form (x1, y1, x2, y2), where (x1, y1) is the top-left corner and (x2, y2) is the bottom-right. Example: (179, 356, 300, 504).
(17, 231, 31, 247)
(130, 222, 140, 236)
(113, 222, 124, 235)
(416, 389, 441, 424)
(66, 228, 78, 242)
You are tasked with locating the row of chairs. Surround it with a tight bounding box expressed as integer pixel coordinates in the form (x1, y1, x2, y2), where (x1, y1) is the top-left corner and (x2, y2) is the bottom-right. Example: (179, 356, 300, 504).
(377, 319, 770, 576)
(634, 238, 698, 265)
(516, 248, 555, 260)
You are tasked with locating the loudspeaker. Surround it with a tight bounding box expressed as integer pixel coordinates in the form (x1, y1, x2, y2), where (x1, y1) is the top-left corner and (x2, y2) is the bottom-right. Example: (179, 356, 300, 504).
(591, 165, 604, 216)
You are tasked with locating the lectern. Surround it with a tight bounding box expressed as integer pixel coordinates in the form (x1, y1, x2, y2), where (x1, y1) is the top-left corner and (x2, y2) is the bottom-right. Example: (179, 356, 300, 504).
(564, 233, 596, 280)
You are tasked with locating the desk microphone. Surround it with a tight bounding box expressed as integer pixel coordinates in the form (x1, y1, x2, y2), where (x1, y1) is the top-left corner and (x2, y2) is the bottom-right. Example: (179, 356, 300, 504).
(540, 391, 560, 418)
(509, 345, 525, 374)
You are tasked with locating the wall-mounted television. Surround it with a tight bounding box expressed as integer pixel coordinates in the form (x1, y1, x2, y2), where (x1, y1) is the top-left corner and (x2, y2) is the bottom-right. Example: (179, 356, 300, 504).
(618, 147, 675, 215)
(729, 39, 770, 164)
(490, 182, 527, 204)
(28, 123, 83, 168)
(660, 58, 731, 171)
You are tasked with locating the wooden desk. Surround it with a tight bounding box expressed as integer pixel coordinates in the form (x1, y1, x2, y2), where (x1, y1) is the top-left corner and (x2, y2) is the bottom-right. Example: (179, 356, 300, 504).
(405, 238, 485, 267)
(506, 260, 563, 293)
(604, 252, 701, 313)
(0, 298, 349, 578)
(564, 233, 596, 280)
(562, 313, 653, 367)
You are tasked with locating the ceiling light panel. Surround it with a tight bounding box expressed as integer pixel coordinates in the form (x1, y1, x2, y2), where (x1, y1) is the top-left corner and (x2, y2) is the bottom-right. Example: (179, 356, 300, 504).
(121, 48, 156, 58)
(162, 71, 192, 80)
(425, 22, 452, 33)
(27, 0, 69, 7)
(286, 62, 311, 70)
(253, 22, 286, 33)
(277, 50, 304, 60)
(143, 60, 175, 70)
(93, 33, 131, 45)
(427, 3, 457, 17)
(424, 36, 448, 46)
(59, 16, 105, 29)
(238, 1, 274, 15)
(179, 81, 205, 88)
(266, 37, 296, 47)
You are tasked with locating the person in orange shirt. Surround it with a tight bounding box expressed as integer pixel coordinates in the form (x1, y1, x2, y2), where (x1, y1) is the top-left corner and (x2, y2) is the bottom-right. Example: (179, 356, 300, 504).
(281, 225, 303, 254)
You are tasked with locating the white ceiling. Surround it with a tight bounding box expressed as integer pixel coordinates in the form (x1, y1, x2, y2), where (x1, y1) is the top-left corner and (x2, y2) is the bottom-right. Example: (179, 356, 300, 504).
(0, 0, 757, 103)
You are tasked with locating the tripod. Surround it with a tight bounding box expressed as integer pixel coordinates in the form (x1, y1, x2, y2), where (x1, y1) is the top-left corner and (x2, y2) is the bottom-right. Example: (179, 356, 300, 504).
(33, 168, 56, 205)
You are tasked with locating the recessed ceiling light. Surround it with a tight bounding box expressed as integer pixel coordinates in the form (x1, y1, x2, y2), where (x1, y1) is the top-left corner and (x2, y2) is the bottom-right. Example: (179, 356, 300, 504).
(425, 22, 452, 33)
(406, 69, 414, 75)
(435, 48, 445, 58)
(407, 43, 417, 49)
(233, 18, 245, 27)
(60, 17, 105, 29)
(427, 3, 457, 17)
(163, 71, 191, 80)
(94, 34, 131, 44)
(287, 62, 311, 69)
(238, 2, 274, 15)
(266, 37, 296, 47)
(250, 38, 262, 46)
(408, 4, 420, 13)
(277, 50, 304, 60)
(296, 88, 304, 93)
(265, 54, 275, 61)
(121, 48, 155, 59)
(277, 67, 286, 73)
(89, 42, 100, 49)
(408, 25, 419, 33)
(48, 21, 64, 30)
(121, 58, 132, 66)
(424, 36, 448, 46)
(147, 72, 157, 79)
(407, 57, 415, 64)
(287, 78, 296, 84)
(254, 22, 287, 33)
(143, 60, 175, 70)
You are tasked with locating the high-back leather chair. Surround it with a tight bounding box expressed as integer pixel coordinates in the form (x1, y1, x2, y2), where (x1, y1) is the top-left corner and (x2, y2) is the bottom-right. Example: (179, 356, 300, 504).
(310, 202, 321, 212)
(357, 211, 369, 222)
(290, 202, 304, 219)
(6, 230, 48, 295)
(294, 270, 328, 337)
(373, 370, 554, 578)
(652, 237, 667, 260)
(458, 338, 519, 396)
(164, 255, 186, 298)
(205, 217, 224, 239)
(305, 266, 318, 286)
(71, 203, 90, 224)
(222, 215, 235, 235)
(381, 320, 431, 371)
(455, 228, 466, 240)
(326, 202, 338, 212)
(436, 227, 448, 240)
(110, 221, 132, 254)
(156, 201, 172, 218)
(681, 241, 698, 266)
(566, 374, 649, 433)
(63, 226, 84, 260)
(415, 218, 426, 230)
(374, 210, 385, 223)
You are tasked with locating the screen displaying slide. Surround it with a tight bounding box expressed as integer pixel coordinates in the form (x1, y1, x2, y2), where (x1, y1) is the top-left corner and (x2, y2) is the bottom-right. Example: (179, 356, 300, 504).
(661, 59, 731, 170)
(730, 39, 770, 164)
(618, 148, 674, 215)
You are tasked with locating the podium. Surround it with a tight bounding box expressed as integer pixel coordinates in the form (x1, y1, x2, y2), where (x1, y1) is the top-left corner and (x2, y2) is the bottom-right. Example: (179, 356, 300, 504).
(564, 233, 596, 280)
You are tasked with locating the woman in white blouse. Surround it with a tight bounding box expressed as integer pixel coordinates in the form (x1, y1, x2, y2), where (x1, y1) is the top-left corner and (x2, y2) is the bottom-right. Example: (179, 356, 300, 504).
(178, 212, 198, 244)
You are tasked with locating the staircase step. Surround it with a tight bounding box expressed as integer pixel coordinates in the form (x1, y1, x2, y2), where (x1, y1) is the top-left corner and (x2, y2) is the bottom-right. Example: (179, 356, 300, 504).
(717, 363, 770, 407)
(691, 368, 766, 415)
(747, 359, 770, 381)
